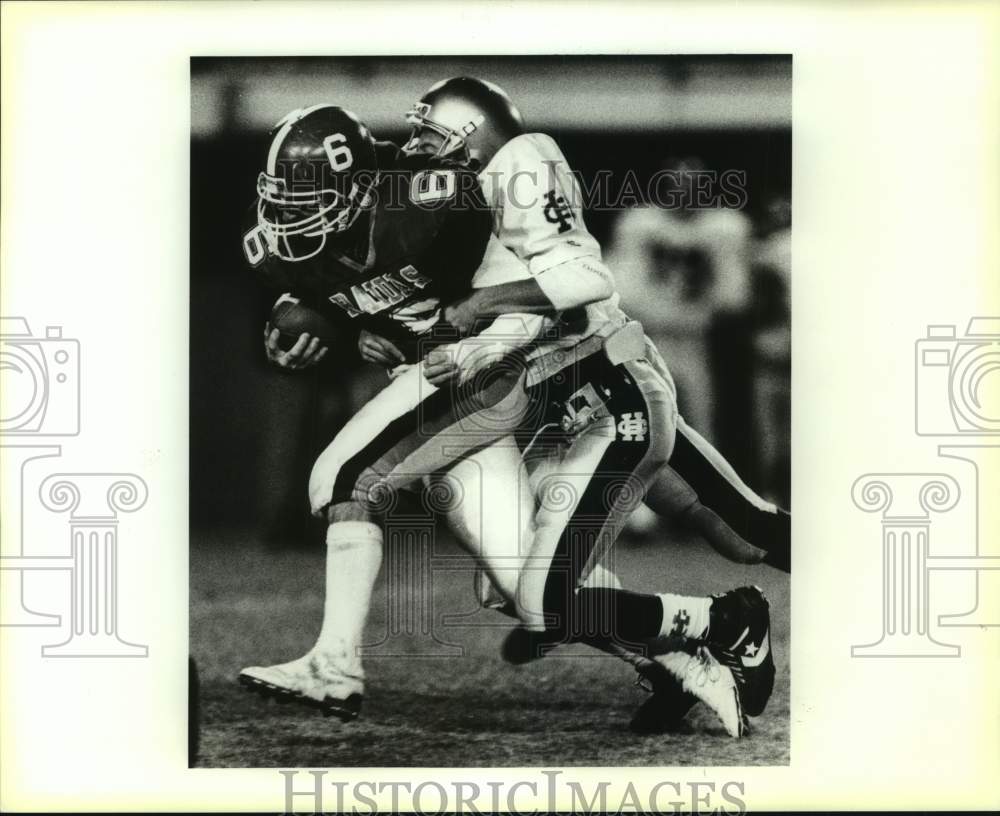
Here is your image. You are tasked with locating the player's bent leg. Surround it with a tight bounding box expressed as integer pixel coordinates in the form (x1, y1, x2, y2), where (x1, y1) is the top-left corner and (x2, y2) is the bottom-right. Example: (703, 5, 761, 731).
(437, 441, 533, 609)
(245, 364, 532, 717)
(325, 362, 530, 517)
(509, 354, 675, 654)
(474, 351, 710, 732)
(644, 465, 768, 564)
(331, 366, 534, 625)
(307, 365, 432, 516)
(645, 417, 791, 572)
(600, 584, 760, 737)
(507, 567, 748, 736)
(286, 368, 529, 706)
(508, 499, 770, 731)
(512, 414, 619, 639)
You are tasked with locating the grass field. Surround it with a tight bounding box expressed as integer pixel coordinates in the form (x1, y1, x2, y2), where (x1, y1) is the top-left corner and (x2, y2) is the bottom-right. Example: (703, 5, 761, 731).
(191, 528, 789, 768)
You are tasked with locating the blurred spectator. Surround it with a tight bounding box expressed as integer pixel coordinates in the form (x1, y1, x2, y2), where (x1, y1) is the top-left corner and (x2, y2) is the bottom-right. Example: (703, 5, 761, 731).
(189, 57, 791, 544)
(749, 194, 792, 505)
(606, 157, 753, 444)
(753, 195, 791, 289)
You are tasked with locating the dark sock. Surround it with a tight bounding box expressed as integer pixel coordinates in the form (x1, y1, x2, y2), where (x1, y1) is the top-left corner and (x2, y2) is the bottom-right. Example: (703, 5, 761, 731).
(574, 588, 664, 643)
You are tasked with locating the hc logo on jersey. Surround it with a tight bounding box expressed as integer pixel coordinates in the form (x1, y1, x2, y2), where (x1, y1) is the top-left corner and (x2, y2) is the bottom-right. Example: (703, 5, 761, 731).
(542, 190, 574, 234)
(617, 412, 647, 442)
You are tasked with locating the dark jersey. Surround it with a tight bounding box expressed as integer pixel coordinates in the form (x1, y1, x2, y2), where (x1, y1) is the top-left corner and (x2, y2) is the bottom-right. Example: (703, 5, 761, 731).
(243, 145, 491, 362)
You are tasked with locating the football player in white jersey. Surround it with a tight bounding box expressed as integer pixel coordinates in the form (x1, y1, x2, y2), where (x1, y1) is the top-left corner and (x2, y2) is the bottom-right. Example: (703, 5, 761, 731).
(401, 77, 789, 730)
(242, 81, 783, 737)
(409, 77, 789, 577)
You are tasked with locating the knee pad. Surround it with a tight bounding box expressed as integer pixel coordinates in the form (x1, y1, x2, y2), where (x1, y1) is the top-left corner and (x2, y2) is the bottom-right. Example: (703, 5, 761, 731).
(350, 465, 398, 515)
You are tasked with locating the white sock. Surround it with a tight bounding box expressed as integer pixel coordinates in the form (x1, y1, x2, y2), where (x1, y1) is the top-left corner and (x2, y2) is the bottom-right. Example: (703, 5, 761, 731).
(657, 593, 711, 639)
(312, 521, 383, 681)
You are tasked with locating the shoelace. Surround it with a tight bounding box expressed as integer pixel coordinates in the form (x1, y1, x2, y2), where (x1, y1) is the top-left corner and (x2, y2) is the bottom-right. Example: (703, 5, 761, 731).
(632, 646, 722, 693)
(686, 646, 722, 688)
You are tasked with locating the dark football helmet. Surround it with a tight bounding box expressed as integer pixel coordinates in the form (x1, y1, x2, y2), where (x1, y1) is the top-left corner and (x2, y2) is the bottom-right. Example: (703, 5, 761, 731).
(256, 104, 378, 261)
(403, 76, 525, 170)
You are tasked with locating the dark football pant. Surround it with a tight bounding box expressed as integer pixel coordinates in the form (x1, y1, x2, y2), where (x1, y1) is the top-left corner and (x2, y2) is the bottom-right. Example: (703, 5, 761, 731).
(512, 350, 674, 651)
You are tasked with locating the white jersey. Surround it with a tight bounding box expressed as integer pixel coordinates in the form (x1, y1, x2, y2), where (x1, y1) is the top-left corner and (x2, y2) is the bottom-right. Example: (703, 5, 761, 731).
(607, 204, 752, 336)
(474, 133, 630, 383)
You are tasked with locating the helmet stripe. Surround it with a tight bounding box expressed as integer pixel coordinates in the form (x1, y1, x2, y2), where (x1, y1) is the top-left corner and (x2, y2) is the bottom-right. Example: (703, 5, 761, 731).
(266, 103, 338, 176)
(267, 117, 297, 177)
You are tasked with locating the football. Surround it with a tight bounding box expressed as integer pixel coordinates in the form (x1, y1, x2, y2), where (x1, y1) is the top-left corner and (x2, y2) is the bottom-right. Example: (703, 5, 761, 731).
(269, 293, 339, 351)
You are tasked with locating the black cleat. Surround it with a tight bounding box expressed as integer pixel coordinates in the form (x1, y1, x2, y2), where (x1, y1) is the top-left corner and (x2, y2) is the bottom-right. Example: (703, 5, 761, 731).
(238, 670, 363, 722)
(317, 693, 363, 720)
(501, 626, 562, 664)
(630, 659, 699, 734)
(706, 585, 775, 717)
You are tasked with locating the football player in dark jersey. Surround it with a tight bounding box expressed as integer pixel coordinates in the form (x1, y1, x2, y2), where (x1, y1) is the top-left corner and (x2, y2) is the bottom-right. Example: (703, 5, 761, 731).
(242, 104, 491, 366)
(238, 105, 582, 722)
(238, 100, 773, 738)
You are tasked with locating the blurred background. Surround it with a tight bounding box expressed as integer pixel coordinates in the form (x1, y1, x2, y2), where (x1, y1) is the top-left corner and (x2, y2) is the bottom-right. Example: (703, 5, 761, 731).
(190, 56, 791, 546)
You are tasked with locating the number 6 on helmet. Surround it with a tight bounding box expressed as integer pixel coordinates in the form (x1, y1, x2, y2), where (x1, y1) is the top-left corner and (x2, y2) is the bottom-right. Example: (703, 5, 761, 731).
(255, 104, 378, 262)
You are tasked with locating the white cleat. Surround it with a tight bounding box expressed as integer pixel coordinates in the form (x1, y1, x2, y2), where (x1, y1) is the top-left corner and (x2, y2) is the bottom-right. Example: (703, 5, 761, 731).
(643, 645, 747, 738)
(238, 653, 364, 721)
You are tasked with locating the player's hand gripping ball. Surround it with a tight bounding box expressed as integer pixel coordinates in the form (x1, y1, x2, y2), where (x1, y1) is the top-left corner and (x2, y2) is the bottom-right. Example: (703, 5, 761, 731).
(265, 293, 335, 370)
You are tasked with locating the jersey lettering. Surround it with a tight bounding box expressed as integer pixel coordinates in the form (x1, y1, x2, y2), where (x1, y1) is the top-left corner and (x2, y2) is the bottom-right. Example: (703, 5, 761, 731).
(542, 190, 574, 234)
(398, 264, 432, 288)
(242, 225, 268, 266)
(328, 292, 362, 318)
(327, 266, 434, 318)
(410, 169, 456, 205)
